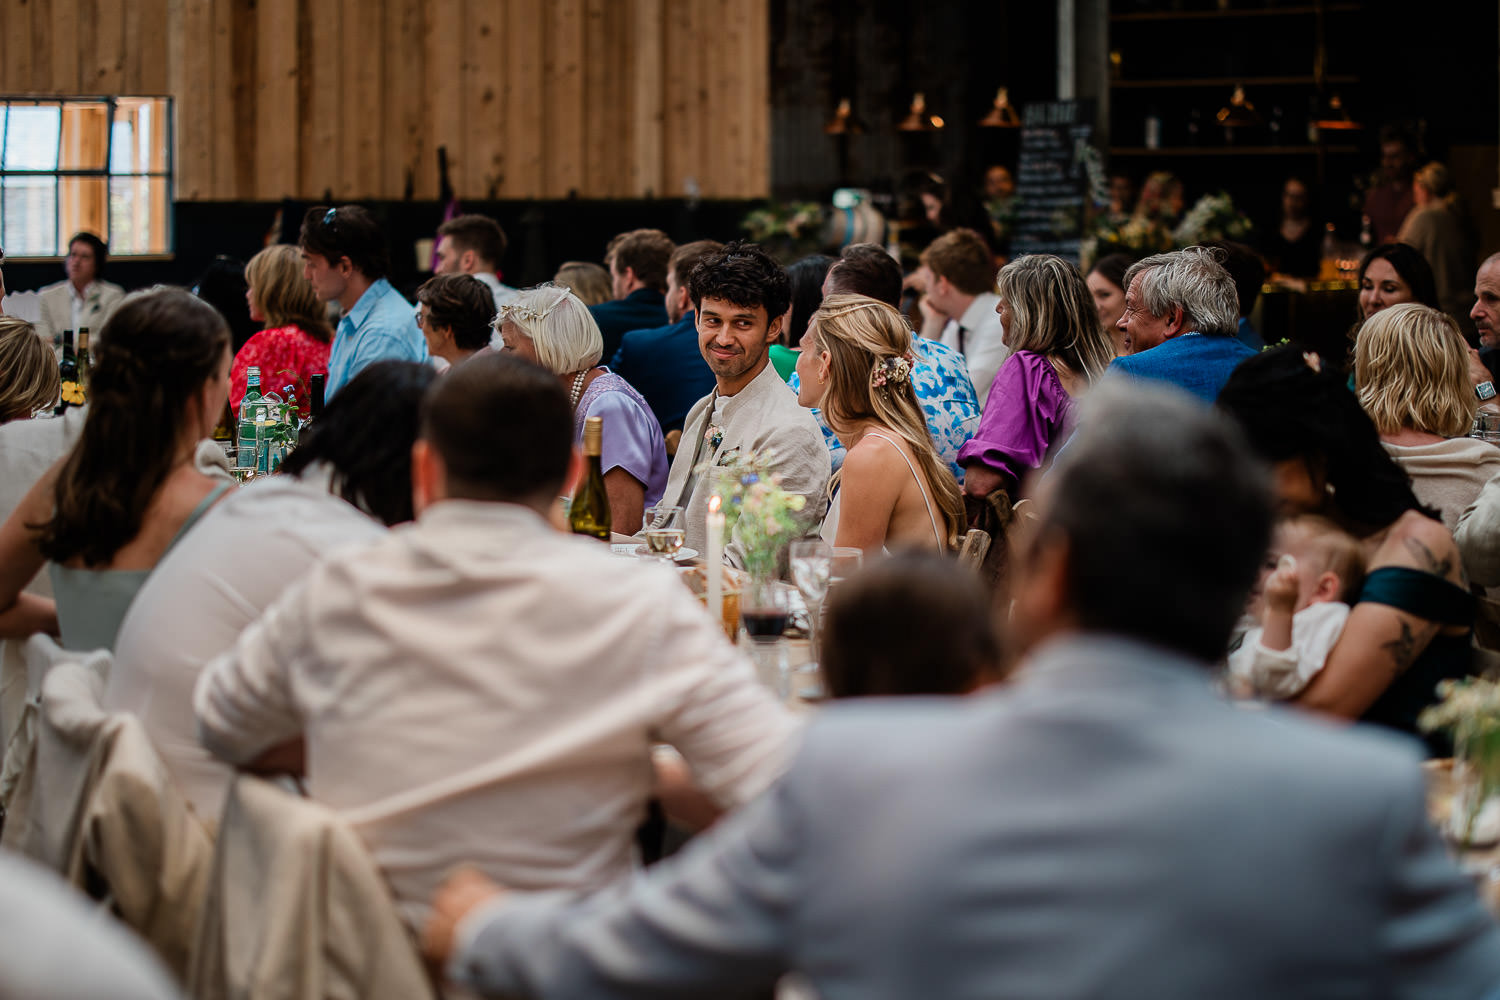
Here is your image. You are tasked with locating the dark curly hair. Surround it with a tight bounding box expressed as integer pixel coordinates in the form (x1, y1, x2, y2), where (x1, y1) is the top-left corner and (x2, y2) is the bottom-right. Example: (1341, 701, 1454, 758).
(687, 240, 791, 321)
(279, 360, 437, 526)
(1216, 345, 1434, 537)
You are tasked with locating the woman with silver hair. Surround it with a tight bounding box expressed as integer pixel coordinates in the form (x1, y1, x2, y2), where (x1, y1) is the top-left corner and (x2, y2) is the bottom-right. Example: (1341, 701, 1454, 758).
(496, 283, 669, 530)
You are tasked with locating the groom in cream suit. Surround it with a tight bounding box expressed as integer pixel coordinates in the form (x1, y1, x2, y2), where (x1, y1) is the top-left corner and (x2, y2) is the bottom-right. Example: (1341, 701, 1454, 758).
(427, 381, 1500, 1000)
(653, 241, 828, 568)
(34, 232, 125, 354)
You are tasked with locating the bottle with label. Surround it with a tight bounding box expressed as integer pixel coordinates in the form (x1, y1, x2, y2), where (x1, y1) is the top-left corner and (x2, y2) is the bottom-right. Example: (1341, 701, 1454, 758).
(1143, 107, 1162, 150)
(56, 330, 80, 414)
(254, 406, 271, 474)
(568, 415, 612, 540)
(76, 327, 92, 398)
(237, 366, 263, 466)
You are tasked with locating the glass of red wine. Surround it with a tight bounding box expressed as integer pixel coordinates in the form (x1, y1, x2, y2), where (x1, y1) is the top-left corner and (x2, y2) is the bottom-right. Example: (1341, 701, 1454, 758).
(740, 577, 792, 699)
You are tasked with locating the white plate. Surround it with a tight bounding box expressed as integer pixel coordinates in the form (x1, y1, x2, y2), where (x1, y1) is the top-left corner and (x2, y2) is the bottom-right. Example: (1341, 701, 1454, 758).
(634, 545, 698, 563)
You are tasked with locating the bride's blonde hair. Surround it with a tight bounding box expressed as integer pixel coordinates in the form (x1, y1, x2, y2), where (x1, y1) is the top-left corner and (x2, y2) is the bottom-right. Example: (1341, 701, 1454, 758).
(810, 294, 965, 548)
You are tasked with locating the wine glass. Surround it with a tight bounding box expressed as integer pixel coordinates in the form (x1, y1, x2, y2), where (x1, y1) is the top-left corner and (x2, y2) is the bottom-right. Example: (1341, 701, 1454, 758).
(740, 578, 792, 699)
(642, 504, 685, 563)
(789, 540, 832, 690)
(828, 546, 864, 590)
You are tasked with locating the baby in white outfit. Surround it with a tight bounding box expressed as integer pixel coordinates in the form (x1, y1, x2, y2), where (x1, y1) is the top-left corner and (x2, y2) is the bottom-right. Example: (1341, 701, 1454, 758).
(1229, 514, 1366, 700)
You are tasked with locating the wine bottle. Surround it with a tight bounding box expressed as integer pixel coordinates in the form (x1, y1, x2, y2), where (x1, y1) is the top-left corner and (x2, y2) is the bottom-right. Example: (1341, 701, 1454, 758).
(569, 415, 612, 540)
(308, 373, 325, 422)
(76, 327, 92, 397)
(56, 330, 80, 414)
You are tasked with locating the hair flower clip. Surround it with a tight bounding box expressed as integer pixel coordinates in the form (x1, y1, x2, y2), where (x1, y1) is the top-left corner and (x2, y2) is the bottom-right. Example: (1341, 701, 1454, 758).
(871, 354, 914, 391)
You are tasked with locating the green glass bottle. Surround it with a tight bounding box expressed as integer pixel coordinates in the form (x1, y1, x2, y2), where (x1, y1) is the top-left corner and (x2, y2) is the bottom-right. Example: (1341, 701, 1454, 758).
(568, 415, 612, 540)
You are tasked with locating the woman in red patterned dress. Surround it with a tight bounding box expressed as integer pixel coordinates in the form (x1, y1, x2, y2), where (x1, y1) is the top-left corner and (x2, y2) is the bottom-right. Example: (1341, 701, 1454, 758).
(231, 245, 333, 418)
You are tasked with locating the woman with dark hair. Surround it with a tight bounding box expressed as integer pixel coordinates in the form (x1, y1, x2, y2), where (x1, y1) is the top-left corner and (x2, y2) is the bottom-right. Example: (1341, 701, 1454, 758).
(1085, 253, 1132, 356)
(1218, 346, 1472, 753)
(232, 245, 335, 418)
(107, 360, 436, 818)
(1357, 242, 1439, 323)
(193, 254, 259, 355)
(0, 287, 233, 651)
(821, 552, 1002, 698)
(771, 254, 835, 382)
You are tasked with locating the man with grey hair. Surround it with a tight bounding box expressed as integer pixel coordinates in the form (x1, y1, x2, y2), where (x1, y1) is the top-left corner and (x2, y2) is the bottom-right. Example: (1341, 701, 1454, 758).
(423, 379, 1500, 1000)
(1109, 245, 1257, 402)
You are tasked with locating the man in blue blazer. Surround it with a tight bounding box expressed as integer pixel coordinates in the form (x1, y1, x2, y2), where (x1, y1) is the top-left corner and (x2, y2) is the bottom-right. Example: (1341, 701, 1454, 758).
(609, 240, 722, 434)
(589, 229, 673, 361)
(1109, 246, 1258, 403)
(424, 381, 1500, 1000)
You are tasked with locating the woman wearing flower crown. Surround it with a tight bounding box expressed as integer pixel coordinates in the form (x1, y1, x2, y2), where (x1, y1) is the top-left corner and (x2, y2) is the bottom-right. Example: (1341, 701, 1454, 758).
(795, 294, 965, 554)
(496, 283, 669, 531)
(958, 255, 1116, 504)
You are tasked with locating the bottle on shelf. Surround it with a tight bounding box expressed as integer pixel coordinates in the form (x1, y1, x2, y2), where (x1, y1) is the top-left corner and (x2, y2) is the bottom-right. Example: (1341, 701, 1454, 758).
(1319, 223, 1341, 282)
(1143, 106, 1163, 150)
(1359, 214, 1374, 250)
(568, 415, 612, 540)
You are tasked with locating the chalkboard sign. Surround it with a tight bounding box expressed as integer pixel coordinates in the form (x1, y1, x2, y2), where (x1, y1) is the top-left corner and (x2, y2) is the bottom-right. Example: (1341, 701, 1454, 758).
(1011, 99, 1097, 263)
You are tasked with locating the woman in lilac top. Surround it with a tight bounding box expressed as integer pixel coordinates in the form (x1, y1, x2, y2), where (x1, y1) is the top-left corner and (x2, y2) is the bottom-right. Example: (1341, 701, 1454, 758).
(958, 255, 1116, 499)
(495, 284, 669, 530)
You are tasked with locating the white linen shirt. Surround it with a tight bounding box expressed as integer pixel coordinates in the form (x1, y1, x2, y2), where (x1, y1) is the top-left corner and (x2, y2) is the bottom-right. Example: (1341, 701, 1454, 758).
(936, 292, 1010, 410)
(193, 499, 798, 926)
(107, 471, 385, 821)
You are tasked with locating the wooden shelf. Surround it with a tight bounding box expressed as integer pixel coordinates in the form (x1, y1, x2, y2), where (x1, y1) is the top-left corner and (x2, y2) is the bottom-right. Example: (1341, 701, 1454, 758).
(1109, 145, 1360, 156)
(1111, 4, 1358, 22)
(1112, 75, 1358, 89)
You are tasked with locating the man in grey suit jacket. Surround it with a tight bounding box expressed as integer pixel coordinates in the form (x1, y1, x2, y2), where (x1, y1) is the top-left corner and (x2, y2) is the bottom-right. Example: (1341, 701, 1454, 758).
(34, 232, 125, 354)
(424, 381, 1500, 1000)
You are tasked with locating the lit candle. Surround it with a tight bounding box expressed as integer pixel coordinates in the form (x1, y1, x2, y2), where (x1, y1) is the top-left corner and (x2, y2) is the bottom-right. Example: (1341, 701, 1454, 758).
(706, 494, 724, 632)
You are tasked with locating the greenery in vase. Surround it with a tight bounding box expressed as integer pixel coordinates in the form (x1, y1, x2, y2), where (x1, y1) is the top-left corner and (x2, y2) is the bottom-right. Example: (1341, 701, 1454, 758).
(1420, 678, 1500, 846)
(698, 449, 808, 580)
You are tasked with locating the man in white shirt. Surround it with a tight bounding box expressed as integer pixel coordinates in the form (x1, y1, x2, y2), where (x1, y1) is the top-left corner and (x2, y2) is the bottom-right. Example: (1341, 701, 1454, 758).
(915, 227, 1008, 407)
(435, 213, 517, 309)
(193, 354, 797, 926)
(34, 232, 125, 354)
(654, 242, 830, 566)
(110, 360, 437, 822)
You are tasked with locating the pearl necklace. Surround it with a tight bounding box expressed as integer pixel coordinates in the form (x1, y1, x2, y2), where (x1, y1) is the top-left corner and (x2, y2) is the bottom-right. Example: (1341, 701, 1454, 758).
(569, 370, 588, 409)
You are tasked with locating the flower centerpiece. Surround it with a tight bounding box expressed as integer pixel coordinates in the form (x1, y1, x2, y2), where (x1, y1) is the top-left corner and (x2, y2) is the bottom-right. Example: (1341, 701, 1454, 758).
(1171, 191, 1255, 246)
(1420, 678, 1500, 846)
(739, 201, 828, 263)
(699, 449, 808, 582)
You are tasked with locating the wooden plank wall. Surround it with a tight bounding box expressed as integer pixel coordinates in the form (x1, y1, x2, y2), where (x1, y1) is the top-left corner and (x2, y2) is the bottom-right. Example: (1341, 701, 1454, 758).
(0, 0, 769, 201)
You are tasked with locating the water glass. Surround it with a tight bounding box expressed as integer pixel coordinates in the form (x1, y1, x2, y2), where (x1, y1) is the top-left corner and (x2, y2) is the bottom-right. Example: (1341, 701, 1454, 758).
(642, 504, 685, 563)
(1475, 412, 1500, 445)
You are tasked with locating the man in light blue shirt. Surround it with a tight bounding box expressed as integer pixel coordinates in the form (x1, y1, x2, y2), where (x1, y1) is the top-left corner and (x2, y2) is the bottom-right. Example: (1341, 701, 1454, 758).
(300, 205, 427, 399)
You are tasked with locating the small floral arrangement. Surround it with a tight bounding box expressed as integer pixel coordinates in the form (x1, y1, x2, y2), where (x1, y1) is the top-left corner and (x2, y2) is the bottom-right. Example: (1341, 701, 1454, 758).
(740, 201, 827, 262)
(871, 354, 914, 390)
(1420, 678, 1500, 845)
(705, 423, 724, 452)
(1172, 191, 1254, 246)
(1081, 213, 1175, 270)
(699, 449, 808, 579)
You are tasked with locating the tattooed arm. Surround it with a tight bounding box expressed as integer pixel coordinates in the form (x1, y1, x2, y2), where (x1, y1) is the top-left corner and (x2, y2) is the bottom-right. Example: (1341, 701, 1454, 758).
(1293, 511, 1461, 719)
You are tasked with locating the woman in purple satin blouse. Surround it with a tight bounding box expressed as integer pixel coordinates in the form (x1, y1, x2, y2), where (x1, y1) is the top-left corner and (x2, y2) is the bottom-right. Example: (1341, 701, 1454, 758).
(958, 255, 1116, 500)
(496, 284, 669, 530)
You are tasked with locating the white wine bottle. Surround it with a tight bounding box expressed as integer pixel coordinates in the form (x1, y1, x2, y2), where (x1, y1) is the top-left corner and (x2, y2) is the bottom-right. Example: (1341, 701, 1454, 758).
(569, 415, 611, 540)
